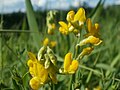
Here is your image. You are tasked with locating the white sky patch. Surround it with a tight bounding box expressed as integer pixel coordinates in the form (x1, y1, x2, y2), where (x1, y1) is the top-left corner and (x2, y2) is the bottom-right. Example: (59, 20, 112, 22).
(3, 0, 24, 6)
(72, 0, 80, 7)
(0, 0, 119, 13)
(114, 0, 120, 5)
(38, 0, 47, 7)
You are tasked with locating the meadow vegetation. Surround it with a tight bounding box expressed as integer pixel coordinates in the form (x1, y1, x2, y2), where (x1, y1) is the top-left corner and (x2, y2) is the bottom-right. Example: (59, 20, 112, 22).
(0, 0, 120, 90)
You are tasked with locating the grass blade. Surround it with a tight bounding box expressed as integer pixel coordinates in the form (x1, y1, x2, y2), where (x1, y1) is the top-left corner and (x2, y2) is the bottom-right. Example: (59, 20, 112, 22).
(25, 0, 41, 49)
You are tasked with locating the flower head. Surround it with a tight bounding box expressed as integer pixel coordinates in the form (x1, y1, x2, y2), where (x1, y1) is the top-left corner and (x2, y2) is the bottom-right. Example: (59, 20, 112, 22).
(74, 8, 86, 25)
(59, 8, 86, 36)
(79, 36, 102, 46)
(63, 53, 79, 74)
(48, 23, 56, 34)
(27, 51, 57, 89)
(59, 21, 69, 35)
(85, 18, 100, 37)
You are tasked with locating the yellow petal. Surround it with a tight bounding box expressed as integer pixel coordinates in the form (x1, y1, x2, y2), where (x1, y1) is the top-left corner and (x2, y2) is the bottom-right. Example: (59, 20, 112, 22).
(28, 52, 37, 61)
(94, 23, 99, 31)
(37, 62, 48, 84)
(87, 18, 92, 33)
(80, 36, 102, 46)
(43, 38, 49, 46)
(30, 77, 41, 90)
(27, 59, 33, 67)
(66, 10, 75, 22)
(88, 36, 102, 45)
(74, 8, 86, 23)
(64, 53, 72, 72)
(59, 21, 68, 30)
(50, 41, 57, 48)
(68, 60, 78, 73)
(81, 47, 94, 57)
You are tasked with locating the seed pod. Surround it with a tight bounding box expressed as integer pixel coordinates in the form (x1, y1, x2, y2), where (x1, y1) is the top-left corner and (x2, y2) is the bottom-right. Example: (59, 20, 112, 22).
(38, 46, 46, 61)
(44, 54, 51, 69)
(47, 47, 57, 66)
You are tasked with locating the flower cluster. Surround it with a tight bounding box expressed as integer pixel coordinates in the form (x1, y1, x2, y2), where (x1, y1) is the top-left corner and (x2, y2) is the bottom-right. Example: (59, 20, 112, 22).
(27, 7, 102, 90)
(59, 8, 102, 59)
(59, 8, 86, 36)
(27, 46, 58, 90)
(76, 18, 102, 59)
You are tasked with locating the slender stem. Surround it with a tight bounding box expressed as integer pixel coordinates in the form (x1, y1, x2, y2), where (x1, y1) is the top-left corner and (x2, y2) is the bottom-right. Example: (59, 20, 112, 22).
(79, 64, 102, 76)
(0, 29, 38, 33)
(86, 52, 100, 83)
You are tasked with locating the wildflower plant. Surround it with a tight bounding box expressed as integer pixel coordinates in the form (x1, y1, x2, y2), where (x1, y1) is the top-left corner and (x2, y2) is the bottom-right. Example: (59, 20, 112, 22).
(1, 0, 120, 90)
(27, 7, 103, 90)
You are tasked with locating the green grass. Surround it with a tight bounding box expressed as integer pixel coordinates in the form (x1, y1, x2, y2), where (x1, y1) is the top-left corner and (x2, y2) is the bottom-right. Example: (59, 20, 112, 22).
(0, 0, 120, 90)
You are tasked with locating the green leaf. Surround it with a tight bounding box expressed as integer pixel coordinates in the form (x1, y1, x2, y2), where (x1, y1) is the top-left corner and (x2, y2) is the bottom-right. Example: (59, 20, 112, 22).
(89, 0, 104, 21)
(25, 0, 41, 49)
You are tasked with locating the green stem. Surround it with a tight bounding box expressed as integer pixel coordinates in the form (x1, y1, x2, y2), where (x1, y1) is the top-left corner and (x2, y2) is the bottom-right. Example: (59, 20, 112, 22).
(86, 52, 100, 83)
(79, 64, 102, 76)
(0, 29, 38, 33)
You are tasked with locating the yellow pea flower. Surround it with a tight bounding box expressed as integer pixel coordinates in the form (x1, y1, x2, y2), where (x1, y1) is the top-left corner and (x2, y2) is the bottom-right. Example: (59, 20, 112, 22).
(74, 8, 86, 26)
(79, 36, 102, 46)
(43, 38, 49, 46)
(64, 53, 79, 74)
(85, 18, 100, 37)
(59, 21, 69, 35)
(80, 47, 93, 56)
(27, 51, 58, 89)
(77, 47, 94, 60)
(93, 86, 101, 90)
(67, 8, 86, 26)
(27, 52, 49, 89)
(66, 10, 75, 22)
(30, 77, 40, 90)
(50, 41, 57, 48)
(48, 23, 56, 35)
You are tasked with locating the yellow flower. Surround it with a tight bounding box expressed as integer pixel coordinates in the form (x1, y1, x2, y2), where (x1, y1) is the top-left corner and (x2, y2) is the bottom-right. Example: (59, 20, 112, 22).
(74, 8, 86, 25)
(93, 86, 101, 90)
(85, 18, 100, 37)
(27, 52, 48, 89)
(64, 53, 79, 74)
(27, 52, 58, 89)
(59, 21, 69, 35)
(67, 8, 86, 26)
(79, 36, 102, 46)
(30, 77, 40, 90)
(66, 10, 75, 22)
(80, 47, 93, 56)
(50, 41, 57, 48)
(48, 23, 56, 35)
(43, 38, 49, 46)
